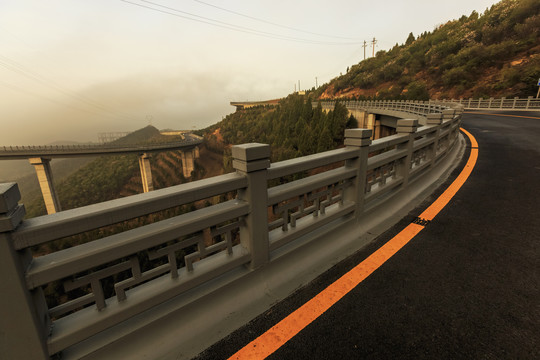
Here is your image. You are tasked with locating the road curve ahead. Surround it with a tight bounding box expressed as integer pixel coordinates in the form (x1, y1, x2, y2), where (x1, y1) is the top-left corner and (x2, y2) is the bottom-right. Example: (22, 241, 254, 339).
(196, 111, 540, 359)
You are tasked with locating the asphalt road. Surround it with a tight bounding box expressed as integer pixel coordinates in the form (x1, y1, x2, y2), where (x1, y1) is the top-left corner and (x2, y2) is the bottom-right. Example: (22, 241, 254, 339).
(196, 111, 540, 359)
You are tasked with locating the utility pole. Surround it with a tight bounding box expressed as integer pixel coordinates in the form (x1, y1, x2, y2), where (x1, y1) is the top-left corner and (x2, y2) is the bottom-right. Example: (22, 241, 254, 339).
(371, 37, 377, 57)
(315, 77, 318, 88)
(362, 40, 367, 60)
(298, 80, 301, 92)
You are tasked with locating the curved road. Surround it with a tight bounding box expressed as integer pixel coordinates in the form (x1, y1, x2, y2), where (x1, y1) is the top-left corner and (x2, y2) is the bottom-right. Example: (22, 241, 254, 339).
(196, 111, 540, 359)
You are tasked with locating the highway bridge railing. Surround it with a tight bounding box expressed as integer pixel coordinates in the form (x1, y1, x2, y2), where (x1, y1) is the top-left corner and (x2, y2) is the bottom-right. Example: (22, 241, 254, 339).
(0, 101, 463, 359)
(315, 96, 540, 112)
(441, 96, 540, 110)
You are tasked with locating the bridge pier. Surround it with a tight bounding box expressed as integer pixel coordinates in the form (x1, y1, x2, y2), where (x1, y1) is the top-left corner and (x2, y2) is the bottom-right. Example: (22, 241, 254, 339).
(180, 147, 199, 178)
(29, 157, 61, 214)
(138, 153, 154, 193)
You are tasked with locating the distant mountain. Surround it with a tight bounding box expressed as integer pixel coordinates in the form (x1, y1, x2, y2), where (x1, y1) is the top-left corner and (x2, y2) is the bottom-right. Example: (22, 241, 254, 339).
(314, 0, 540, 100)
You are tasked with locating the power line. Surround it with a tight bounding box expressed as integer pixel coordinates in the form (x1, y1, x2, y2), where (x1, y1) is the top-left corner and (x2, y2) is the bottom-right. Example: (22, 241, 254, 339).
(0, 54, 138, 122)
(121, 0, 363, 46)
(0, 78, 133, 120)
(191, 0, 362, 41)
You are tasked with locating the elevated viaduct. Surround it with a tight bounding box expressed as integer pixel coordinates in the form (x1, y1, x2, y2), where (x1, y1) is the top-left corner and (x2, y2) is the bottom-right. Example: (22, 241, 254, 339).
(230, 99, 281, 111)
(0, 135, 202, 214)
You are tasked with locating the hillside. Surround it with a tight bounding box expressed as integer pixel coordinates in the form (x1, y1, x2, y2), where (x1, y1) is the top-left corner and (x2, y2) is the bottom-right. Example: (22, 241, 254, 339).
(200, 94, 356, 171)
(315, 0, 540, 100)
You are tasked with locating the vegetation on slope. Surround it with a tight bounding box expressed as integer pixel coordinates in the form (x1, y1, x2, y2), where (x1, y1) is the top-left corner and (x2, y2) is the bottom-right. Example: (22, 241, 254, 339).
(201, 93, 356, 172)
(315, 0, 540, 100)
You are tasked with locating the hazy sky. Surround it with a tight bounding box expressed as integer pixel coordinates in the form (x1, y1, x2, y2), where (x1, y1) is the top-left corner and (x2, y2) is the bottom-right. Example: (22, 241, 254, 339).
(1, 0, 498, 145)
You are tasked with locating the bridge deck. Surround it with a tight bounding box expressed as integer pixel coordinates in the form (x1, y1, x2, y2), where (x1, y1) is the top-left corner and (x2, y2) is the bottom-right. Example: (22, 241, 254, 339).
(196, 111, 540, 359)
(0, 136, 202, 160)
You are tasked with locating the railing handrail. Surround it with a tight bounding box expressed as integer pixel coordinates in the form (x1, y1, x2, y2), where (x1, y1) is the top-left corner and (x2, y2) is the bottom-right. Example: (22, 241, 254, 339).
(0, 100, 464, 359)
(438, 96, 540, 111)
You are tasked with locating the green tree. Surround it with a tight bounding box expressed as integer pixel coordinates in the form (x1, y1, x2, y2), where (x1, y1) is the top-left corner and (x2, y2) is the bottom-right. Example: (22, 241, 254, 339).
(406, 32, 415, 45)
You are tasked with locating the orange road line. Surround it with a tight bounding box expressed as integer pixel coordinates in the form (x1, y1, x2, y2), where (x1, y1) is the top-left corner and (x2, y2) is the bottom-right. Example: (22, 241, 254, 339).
(463, 111, 540, 120)
(229, 128, 478, 360)
(420, 128, 478, 221)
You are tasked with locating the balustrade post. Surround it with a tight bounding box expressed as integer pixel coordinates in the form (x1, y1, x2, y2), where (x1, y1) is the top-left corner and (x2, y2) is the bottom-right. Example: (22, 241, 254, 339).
(442, 109, 455, 122)
(0, 183, 49, 359)
(396, 119, 418, 187)
(426, 114, 443, 165)
(343, 129, 372, 218)
(232, 143, 271, 270)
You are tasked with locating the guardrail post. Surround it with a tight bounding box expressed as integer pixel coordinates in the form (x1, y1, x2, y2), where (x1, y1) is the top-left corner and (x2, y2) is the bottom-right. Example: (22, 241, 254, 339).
(426, 114, 443, 165)
(396, 119, 418, 187)
(442, 109, 456, 122)
(0, 183, 49, 359)
(232, 143, 271, 270)
(343, 129, 372, 218)
(526, 96, 532, 109)
(513, 97, 518, 109)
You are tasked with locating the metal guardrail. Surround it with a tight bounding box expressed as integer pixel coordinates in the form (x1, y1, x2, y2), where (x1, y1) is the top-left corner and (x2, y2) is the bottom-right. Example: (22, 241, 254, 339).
(0, 101, 463, 358)
(436, 97, 539, 111)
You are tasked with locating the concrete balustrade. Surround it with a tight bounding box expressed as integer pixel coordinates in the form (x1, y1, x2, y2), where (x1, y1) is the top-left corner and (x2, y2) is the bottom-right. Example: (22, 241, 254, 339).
(0, 101, 464, 359)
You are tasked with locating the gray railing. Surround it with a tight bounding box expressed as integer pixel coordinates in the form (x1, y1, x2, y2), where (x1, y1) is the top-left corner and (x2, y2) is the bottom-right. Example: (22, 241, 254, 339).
(441, 96, 540, 111)
(0, 102, 463, 358)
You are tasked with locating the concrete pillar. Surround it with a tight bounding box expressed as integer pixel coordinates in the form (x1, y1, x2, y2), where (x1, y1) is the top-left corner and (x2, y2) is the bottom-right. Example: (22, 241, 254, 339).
(232, 143, 270, 270)
(442, 109, 455, 122)
(374, 119, 382, 140)
(367, 113, 376, 132)
(343, 129, 372, 217)
(396, 119, 419, 187)
(426, 113, 443, 165)
(138, 153, 153, 193)
(0, 183, 49, 359)
(181, 149, 195, 178)
(29, 157, 61, 214)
